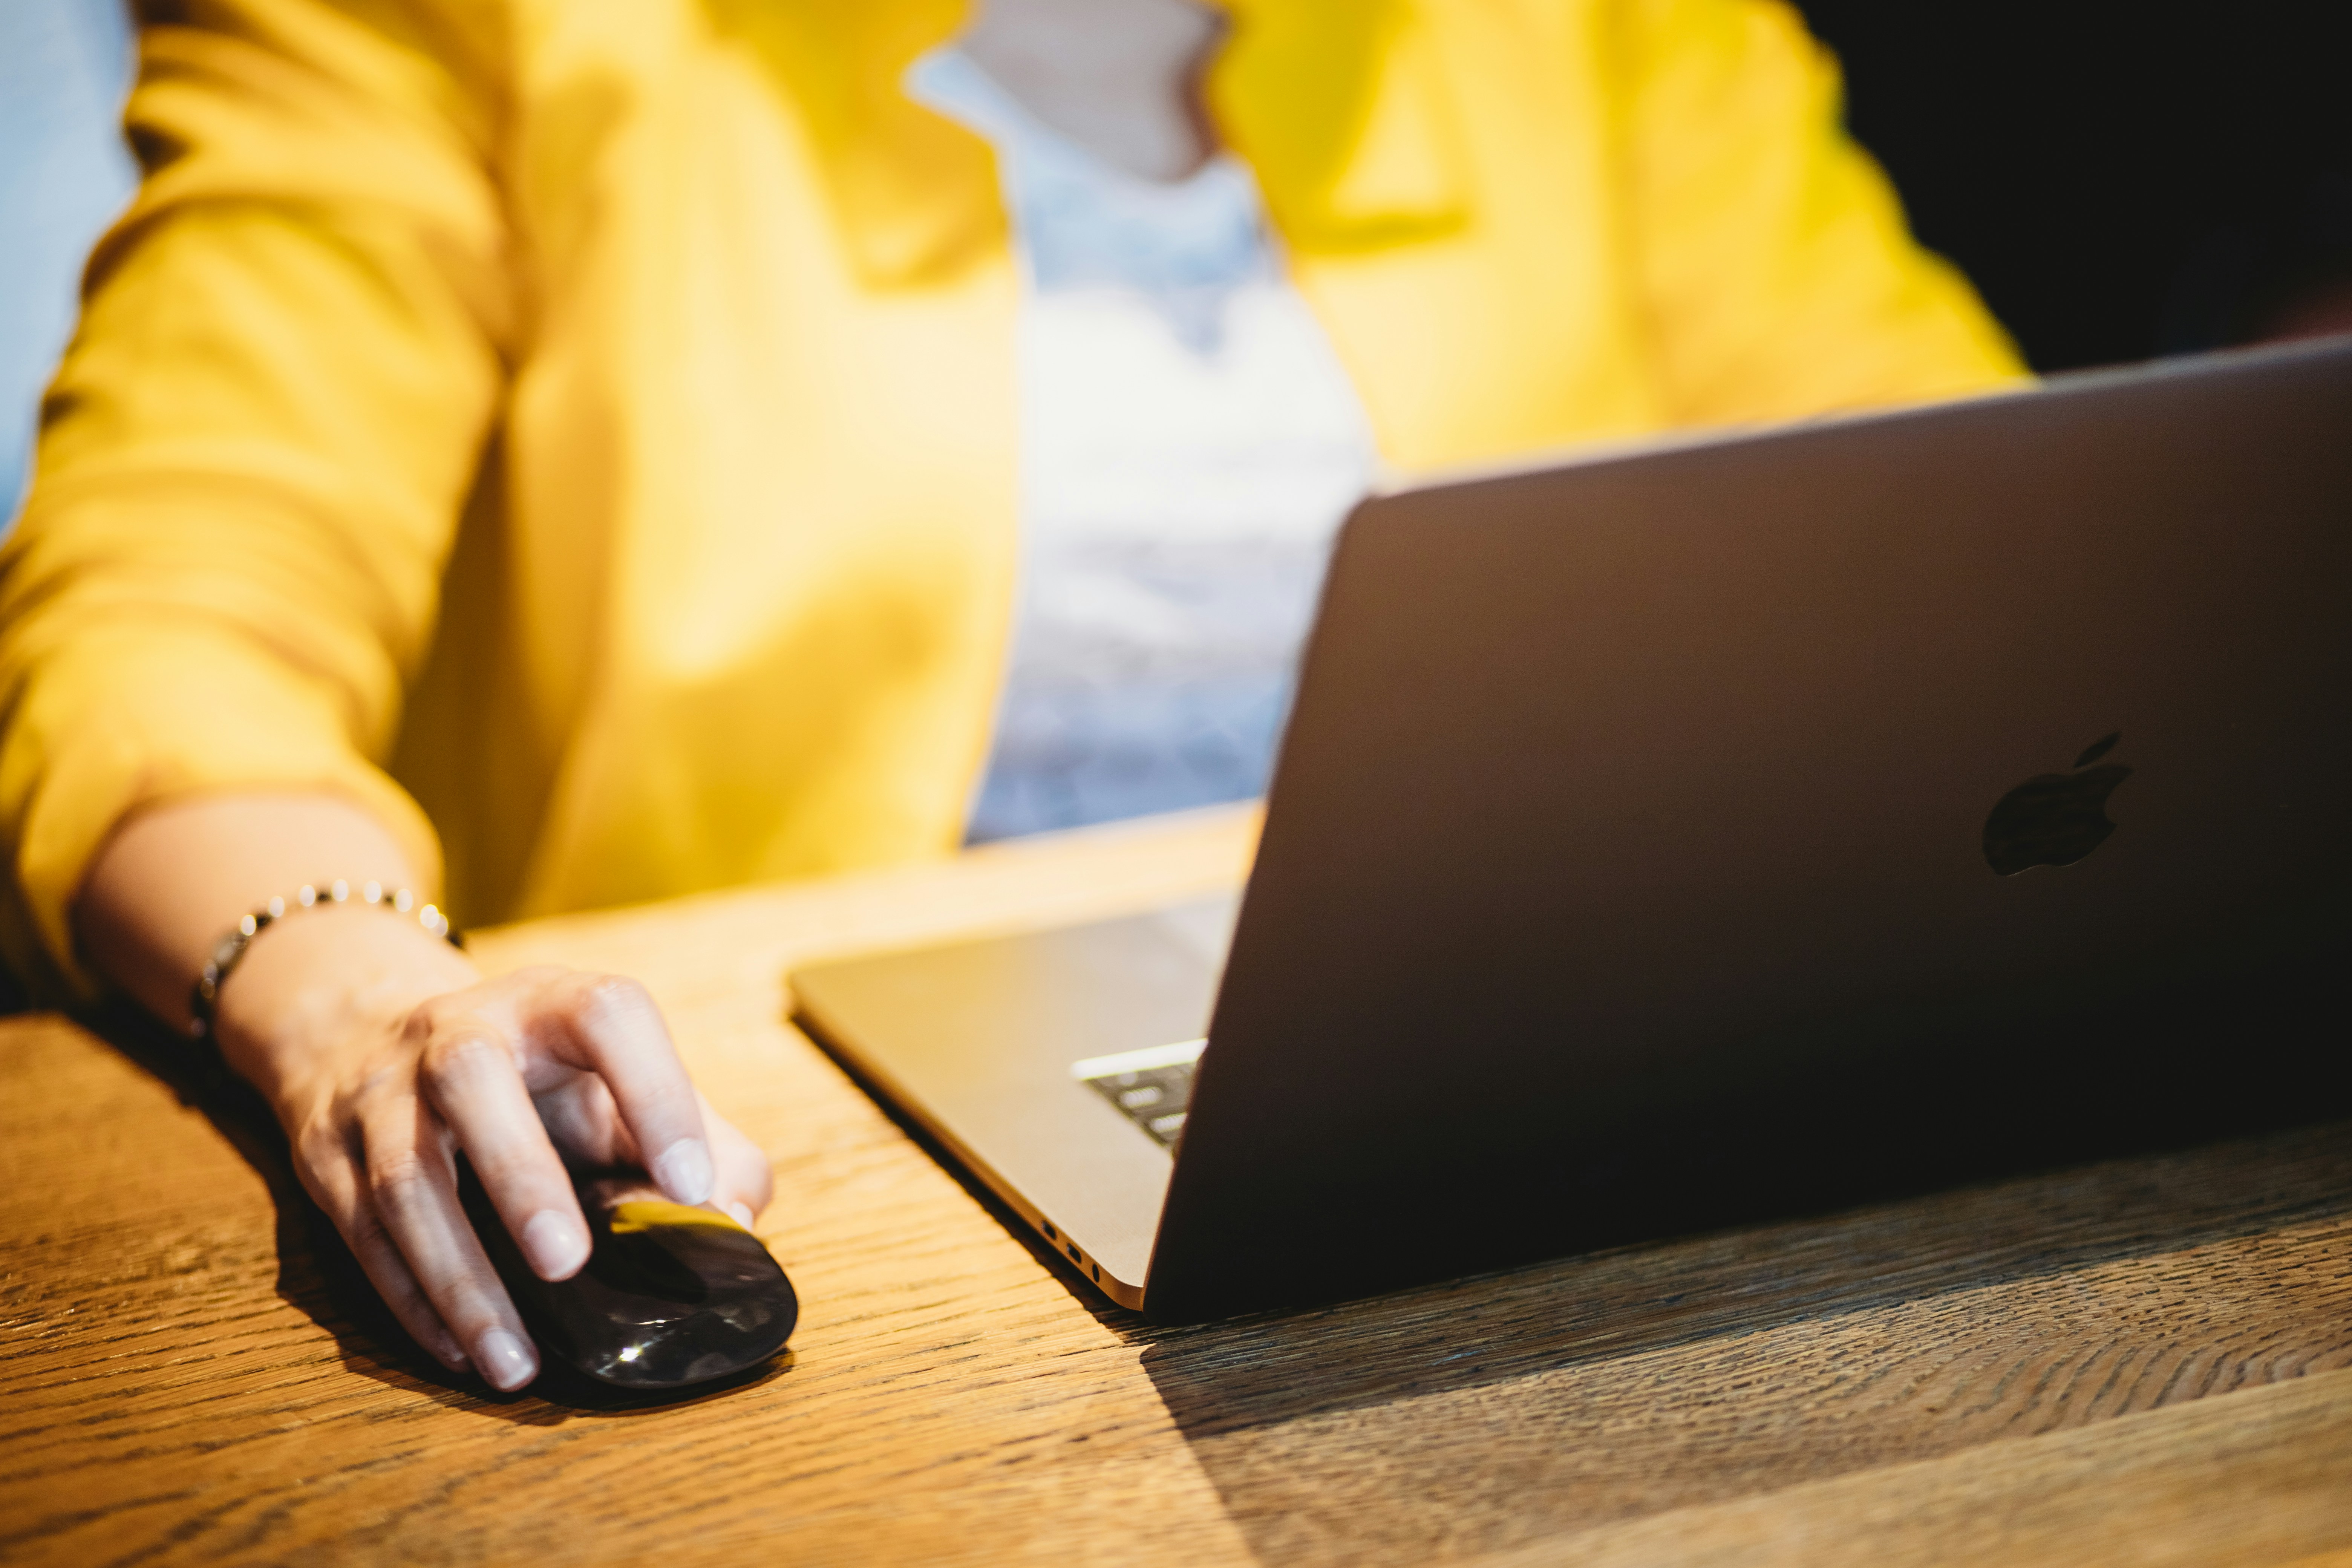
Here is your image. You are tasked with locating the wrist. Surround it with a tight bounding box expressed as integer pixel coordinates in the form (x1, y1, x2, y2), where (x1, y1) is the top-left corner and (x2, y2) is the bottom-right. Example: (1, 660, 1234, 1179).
(214, 903, 481, 1110)
(191, 881, 453, 1036)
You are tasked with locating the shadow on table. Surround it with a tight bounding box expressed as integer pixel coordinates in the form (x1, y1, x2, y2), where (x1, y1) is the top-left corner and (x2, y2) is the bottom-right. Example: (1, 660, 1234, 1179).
(1127, 1119, 2352, 1560)
(1134, 1119, 2352, 1421)
(87, 999, 795, 1423)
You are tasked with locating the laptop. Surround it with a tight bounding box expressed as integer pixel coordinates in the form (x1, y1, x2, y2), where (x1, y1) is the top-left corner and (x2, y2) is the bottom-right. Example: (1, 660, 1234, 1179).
(791, 337, 2352, 1323)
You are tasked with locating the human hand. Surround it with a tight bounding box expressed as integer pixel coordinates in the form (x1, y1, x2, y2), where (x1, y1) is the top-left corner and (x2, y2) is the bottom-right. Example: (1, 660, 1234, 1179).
(212, 905, 773, 1390)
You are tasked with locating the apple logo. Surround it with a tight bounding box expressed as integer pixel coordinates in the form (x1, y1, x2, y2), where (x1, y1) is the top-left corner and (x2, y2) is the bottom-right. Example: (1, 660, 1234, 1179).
(1982, 732, 2134, 876)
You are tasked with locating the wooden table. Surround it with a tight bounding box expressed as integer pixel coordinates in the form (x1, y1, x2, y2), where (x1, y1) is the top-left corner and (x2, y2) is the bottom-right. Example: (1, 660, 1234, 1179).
(6, 802, 2352, 1567)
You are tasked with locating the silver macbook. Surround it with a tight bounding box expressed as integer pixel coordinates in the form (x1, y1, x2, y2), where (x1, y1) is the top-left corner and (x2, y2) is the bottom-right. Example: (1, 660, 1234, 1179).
(792, 338, 2352, 1322)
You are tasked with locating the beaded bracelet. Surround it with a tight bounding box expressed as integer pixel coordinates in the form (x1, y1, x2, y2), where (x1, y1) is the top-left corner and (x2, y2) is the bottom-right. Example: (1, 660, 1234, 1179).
(188, 880, 460, 1039)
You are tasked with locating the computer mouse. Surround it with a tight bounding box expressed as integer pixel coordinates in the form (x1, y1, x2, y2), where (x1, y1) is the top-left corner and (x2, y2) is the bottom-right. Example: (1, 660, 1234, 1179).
(462, 1167, 798, 1391)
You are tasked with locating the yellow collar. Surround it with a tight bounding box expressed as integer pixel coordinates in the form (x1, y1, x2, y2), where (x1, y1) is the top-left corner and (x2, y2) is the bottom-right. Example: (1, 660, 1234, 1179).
(700, 0, 1469, 285)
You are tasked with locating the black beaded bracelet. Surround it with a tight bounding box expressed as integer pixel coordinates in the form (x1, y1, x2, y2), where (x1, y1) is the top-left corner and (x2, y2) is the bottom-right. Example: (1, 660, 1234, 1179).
(188, 880, 460, 1039)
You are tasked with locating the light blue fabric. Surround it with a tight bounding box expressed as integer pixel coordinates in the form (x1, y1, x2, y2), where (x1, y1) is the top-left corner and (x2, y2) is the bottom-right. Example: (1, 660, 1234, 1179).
(911, 47, 1271, 354)
(0, 0, 138, 526)
(910, 49, 1378, 843)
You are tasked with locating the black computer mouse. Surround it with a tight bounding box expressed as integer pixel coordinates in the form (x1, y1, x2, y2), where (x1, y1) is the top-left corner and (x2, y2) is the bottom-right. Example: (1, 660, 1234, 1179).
(462, 1166, 798, 1391)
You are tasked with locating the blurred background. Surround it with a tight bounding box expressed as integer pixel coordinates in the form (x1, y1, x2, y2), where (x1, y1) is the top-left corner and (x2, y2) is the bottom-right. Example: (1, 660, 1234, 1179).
(1798, 0, 2352, 367)
(0, 0, 135, 521)
(0, 0, 2345, 525)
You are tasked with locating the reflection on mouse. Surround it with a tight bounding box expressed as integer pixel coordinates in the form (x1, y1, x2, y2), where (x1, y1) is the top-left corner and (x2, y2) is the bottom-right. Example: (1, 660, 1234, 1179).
(461, 1165, 798, 1391)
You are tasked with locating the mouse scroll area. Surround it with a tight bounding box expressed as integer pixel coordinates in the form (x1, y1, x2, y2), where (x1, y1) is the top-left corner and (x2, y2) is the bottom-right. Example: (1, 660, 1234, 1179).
(462, 1167, 798, 1391)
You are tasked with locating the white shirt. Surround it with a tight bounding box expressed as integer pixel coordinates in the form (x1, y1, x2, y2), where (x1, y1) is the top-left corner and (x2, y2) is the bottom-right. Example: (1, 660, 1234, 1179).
(908, 49, 1379, 841)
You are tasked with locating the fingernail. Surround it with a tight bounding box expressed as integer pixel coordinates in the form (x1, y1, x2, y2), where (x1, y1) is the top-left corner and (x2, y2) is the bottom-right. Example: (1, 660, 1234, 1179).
(432, 1329, 470, 1370)
(475, 1327, 537, 1392)
(520, 1209, 590, 1280)
(651, 1137, 715, 1205)
(724, 1200, 754, 1228)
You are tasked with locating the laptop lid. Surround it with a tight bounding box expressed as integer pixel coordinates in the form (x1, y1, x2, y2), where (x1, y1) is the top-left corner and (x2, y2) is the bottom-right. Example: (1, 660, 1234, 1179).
(1143, 339, 2352, 1320)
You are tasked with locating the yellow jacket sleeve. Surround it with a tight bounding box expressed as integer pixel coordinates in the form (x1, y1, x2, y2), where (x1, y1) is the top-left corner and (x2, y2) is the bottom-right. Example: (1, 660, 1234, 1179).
(0, 0, 510, 994)
(1616, 0, 2025, 421)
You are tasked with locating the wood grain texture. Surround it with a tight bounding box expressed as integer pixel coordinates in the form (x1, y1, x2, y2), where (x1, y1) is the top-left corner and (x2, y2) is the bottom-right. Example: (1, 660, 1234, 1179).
(1479, 1367, 2352, 1568)
(3, 801, 2350, 1567)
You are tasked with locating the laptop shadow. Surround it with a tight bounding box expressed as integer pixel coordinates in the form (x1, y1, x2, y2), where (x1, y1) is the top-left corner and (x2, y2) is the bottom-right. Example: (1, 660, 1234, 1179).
(1128, 1119, 2352, 1560)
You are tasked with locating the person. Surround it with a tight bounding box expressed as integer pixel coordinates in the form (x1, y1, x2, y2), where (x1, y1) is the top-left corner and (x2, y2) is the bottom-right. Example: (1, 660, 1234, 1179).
(0, 0, 2021, 1390)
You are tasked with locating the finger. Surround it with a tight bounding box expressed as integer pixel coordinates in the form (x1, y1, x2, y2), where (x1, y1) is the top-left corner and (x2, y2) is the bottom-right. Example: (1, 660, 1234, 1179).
(418, 1021, 592, 1283)
(530, 1072, 630, 1169)
(522, 974, 712, 1207)
(358, 1088, 541, 1392)
(700, 1095, 774, 1227)
(347, 1196, 476, 1373)
(294, 1122, 470, 1371)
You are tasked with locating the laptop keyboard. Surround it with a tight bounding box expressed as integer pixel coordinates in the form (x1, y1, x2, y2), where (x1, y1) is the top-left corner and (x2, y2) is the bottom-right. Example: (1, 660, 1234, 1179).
(1080, 1058, 1197, 1148)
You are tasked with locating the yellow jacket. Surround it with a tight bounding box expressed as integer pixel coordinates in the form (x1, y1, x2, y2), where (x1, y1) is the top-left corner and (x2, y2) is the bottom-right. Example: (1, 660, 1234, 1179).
(0, 0, 2020, 992)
